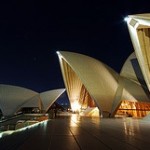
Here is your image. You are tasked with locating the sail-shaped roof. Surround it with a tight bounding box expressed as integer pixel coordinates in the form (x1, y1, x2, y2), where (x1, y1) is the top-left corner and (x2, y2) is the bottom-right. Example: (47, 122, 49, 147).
(126, 13, 150, 91)
(40, 89, 65, 112)
(0, 84, 38, 116)
(57, 51, 119, 115)
(0, 84, 65, 117)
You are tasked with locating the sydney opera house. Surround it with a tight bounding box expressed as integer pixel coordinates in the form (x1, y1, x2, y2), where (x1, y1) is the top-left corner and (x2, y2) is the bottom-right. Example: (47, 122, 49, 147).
(0, 84, 65, 117)
(57, 13, 150, 118)
(1, 13, 150, 119)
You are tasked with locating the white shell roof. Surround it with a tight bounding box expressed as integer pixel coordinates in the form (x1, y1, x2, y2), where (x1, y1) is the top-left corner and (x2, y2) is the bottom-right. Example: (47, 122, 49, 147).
(0, 84, 65, 116)
(40, 88, 65, 112)
(57, 51, 119, 113)
(0, 84, 38, 116)
(57, 51, 150, 116)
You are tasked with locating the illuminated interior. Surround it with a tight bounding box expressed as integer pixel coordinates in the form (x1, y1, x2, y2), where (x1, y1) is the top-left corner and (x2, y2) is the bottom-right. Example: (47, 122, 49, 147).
(80, 107, 99, 117)
(116, 100, 150, 118)
(79, 85, 96, 109)
(57, 51, 120, 117)
(60, 58, 97, 116)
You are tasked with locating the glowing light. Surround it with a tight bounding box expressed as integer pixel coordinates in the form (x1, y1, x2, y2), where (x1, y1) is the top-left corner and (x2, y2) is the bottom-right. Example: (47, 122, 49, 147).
(56, 51, 63, 59)
(71, 101, 80, 112)
(0, 131, 14, 138)
(80, 107, 99, 117)
(0, 120, 48, 139)
(124, 17, 129, 22)
(56, 51, 59, 54)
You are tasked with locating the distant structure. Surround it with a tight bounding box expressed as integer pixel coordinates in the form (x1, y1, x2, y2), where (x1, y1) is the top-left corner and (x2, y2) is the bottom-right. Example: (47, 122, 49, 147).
(57, 14, 150, 118)
(0, 84, 65, 117)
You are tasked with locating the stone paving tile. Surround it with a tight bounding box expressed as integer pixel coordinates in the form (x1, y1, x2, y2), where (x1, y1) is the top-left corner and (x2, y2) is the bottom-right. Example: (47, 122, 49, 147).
(1, 114, 150, 150)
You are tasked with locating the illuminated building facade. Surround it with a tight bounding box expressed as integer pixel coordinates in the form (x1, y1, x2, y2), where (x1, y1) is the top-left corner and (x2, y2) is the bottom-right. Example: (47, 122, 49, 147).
(1, 14, 150, 119)
(57, 14, 150, 119)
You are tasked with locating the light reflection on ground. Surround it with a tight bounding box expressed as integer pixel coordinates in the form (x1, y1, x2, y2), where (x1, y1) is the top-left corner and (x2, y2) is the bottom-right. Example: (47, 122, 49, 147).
(1, 113, 150, 150)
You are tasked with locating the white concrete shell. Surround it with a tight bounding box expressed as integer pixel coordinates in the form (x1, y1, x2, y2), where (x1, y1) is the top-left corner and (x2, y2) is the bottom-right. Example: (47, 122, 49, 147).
(126, 14, 150, 91)
(40, 89, 65, 112)
(0, 84, 38, 116)
(0, 84, 65, 117)
(19, 94, 42, 110)
(57, 51, 119, 116)
(120, 52, 139, 82)
(57, 51, 150, 117)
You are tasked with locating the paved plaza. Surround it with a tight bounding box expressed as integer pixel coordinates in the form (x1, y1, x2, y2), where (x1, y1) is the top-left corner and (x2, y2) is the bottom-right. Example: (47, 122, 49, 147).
(0, 113, 150, 150)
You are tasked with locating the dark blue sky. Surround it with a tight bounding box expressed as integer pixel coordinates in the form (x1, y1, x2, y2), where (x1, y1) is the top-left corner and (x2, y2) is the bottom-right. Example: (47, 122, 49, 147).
(0, 0, 150, 92)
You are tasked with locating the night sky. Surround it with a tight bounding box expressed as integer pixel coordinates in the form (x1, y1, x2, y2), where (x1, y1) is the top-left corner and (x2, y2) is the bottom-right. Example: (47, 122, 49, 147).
(0, 1, 150, 93)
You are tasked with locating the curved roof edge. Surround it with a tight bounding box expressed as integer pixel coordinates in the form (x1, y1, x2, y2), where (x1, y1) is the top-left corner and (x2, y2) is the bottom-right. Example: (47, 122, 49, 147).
(40, 88, 66, 112)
